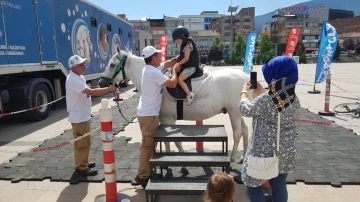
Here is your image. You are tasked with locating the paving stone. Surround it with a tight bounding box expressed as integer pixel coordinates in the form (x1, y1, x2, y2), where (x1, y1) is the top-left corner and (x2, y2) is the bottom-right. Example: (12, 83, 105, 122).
(1, 101, 360, 186)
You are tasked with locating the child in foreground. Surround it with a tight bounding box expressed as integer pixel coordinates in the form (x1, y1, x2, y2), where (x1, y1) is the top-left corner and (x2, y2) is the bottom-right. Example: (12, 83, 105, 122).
(203, 172, 235, 202)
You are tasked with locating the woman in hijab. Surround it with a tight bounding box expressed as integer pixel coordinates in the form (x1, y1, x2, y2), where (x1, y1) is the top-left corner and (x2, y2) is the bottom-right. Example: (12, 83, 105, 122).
(238, 56, 300, 202)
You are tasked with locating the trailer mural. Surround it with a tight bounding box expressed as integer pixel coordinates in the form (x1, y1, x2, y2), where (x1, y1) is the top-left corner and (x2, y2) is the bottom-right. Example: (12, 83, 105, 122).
(54, 0, 133, 75)
(0, 0, 134, 121)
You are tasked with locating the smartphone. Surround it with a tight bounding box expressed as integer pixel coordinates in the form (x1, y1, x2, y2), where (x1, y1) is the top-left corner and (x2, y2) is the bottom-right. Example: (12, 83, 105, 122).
(250, 72, 257, 89)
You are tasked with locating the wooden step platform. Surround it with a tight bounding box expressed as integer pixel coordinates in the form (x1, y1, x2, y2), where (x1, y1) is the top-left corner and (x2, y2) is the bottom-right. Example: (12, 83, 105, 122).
(145, 124, 230, 202)
(154, 125, 228, 153)
(145, 177, 209, 202)
(150, 154, 230, 173)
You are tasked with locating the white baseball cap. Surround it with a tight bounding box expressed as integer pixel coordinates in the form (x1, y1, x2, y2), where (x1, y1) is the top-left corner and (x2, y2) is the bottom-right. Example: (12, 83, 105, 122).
(68, 55, 89, 68)
(142, 46, 162, 59)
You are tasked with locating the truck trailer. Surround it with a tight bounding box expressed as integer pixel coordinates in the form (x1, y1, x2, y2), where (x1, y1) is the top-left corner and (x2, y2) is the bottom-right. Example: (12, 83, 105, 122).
(0, 0, 134, 121)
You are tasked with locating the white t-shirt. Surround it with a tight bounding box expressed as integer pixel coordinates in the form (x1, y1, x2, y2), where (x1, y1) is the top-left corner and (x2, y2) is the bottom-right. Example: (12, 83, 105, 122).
(65, 71, 92, 123)
(137, 64, 169, 116)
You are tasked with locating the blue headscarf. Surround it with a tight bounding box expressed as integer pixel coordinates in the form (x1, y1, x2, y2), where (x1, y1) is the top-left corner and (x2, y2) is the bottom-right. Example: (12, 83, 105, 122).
(262, 56, 298, 86)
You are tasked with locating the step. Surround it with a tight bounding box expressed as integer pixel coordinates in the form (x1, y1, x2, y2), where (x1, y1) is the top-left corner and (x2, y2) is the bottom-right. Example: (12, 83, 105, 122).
(150, 153, 230, 169)
(145, 177, 208, 197)
(154, 125, 228, 142)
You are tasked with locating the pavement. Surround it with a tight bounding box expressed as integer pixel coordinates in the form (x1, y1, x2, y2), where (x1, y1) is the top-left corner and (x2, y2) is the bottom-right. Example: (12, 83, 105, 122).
(0, 63, 360, 202)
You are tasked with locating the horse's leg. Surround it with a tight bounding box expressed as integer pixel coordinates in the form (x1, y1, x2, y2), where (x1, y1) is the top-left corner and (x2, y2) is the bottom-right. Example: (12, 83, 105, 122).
(159, 116, 188, 174)
(228, 109, 245, 163)
(159, 117, 174, 153)
(238, 116, 249, 164)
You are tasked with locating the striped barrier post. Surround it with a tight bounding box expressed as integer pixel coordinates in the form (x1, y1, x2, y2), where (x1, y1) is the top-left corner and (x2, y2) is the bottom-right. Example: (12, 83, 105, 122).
(96, 99, 130, 202)
(188, 120, 212, 153)
(113, 88, 123, 102)
(196, 120, 204, 152)
(318, 71, 335, 117)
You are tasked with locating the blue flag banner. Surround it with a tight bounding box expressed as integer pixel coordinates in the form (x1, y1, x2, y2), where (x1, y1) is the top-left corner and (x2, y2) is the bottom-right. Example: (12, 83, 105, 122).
(314, 21, 339, 83)
(243, 32, 257, 74)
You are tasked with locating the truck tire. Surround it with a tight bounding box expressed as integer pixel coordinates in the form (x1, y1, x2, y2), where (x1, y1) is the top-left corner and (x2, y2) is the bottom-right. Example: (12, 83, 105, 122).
(25, 83, 52, 121)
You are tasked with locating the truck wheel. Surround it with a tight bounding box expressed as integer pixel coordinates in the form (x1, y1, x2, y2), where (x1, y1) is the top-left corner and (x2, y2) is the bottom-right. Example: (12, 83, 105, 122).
(25, 83, 52, 121)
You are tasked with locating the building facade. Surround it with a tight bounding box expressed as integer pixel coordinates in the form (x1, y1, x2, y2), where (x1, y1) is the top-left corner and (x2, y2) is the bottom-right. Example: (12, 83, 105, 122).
(133, 30, 153, 57)
(328, 16, 360, 34)
(209, 7, 255, 48)
(309, 5, 354, 23)
(128, 19, 153, 56)
(190, 30, 221, 57)
(164, 16, 184, 59)
(179, 11, 224, 31)
(268, 9, 321, 52)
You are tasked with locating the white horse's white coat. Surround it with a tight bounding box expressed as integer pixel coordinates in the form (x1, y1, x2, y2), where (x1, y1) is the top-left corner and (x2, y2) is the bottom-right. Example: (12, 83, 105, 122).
(101, 47, 250, 165)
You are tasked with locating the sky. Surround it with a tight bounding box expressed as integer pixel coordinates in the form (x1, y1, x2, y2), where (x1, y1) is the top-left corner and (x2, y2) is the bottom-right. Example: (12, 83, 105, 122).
(87, 0, 308, 20)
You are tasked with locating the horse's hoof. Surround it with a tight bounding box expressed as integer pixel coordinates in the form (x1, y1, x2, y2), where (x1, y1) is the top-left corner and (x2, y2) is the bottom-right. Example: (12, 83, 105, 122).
(238, 159, 244, 164)
(178, 167, 189, 174)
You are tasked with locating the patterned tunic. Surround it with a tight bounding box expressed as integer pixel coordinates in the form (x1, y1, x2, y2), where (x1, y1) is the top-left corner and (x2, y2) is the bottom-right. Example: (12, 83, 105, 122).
(238, 92, 300, 187)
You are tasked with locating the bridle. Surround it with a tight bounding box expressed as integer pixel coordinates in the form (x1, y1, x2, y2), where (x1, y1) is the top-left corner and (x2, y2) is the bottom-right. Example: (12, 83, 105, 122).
(100, 53, 128, 86)
(100, 53, 138, 123)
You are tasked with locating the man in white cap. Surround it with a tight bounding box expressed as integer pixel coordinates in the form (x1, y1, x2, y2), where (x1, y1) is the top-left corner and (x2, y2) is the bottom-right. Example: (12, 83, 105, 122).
(66, 55, 116, 176)
(131, 46, 178, 188)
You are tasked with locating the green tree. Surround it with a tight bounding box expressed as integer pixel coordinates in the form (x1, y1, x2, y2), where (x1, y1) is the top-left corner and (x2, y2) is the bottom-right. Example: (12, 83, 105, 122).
(231, 32, 246, 64)
(212, 35, 221, 47)
(224, 54, 231, 65)
(258, 32, 274, 63)
(212, 35, 225, 51)
(284, 30, 289, 44)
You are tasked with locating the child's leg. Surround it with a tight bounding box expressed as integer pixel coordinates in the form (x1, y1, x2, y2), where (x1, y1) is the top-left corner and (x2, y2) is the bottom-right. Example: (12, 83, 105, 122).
(178, 67, 196, 105)
(178, 73, 191, 95)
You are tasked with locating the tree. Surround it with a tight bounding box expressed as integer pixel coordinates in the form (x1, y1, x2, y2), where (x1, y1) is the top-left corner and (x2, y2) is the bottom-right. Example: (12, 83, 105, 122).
(224, 54, 231, 65)
(212, 35, 225, 51)
(284, 30, 289, 44)
(208, 46, 223, 64)
(258, 32, 274, 63)
(212, 36, 221, 47)
(294, 42, 305, 56)
(334, 41, 341, 61)
(231, 32, 246, 64)
(343, 39, 355, 50)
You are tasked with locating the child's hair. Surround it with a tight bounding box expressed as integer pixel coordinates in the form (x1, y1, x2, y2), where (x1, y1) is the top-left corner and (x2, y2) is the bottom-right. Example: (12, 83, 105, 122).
(203, 172, 235, 202)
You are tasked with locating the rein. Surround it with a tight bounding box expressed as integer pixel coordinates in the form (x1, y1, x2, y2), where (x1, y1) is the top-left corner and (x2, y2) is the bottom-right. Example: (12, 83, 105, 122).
(109, 54, 128, 84)
(107, 53, 138, 123)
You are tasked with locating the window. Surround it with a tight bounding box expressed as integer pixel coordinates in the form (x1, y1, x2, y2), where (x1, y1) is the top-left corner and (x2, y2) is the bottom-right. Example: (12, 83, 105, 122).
(145, 39, 147, 47)
(244, 18, 251, 22)
(128, 32, 132, 38)
(91, 17, 97, 27)
(119, 28, 123, 35)
(107, 23, 112, 32)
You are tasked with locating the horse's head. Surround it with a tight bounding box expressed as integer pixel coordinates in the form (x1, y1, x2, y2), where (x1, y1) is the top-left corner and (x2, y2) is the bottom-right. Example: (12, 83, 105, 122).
(98, 44, 129, 88)
(98, 44, 146, 91)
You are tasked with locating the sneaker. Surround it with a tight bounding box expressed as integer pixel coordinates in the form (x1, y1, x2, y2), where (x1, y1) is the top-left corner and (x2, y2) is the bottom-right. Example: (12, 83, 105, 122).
(131, 175, 149, 188)
(187, 92, 195, 105)
(75, 168, 98, 176)
(88, 162, 95, 168)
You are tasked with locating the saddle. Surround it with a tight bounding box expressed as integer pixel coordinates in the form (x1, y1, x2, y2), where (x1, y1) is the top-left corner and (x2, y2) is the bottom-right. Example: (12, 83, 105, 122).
(166, 65, 208, 99)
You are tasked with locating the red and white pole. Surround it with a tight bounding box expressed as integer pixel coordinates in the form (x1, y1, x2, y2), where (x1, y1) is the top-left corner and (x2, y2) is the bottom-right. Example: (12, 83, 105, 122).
(113, 88, 123, 102)
(196, 120, 204, 152)
(318, 71, 335, 117)
(97, 99, 130, 202)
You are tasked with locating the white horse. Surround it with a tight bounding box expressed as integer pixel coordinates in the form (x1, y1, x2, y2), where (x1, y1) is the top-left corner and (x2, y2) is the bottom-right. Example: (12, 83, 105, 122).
(98, 45, 250, 170)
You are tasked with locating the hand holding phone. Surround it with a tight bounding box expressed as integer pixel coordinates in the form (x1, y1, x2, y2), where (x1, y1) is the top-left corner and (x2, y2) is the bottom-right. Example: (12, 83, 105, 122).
(250, 72, 257, 89)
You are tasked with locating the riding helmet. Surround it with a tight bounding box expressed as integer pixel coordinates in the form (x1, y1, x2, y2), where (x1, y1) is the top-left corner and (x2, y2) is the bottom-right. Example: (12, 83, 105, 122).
(172, 26, 189, 42)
